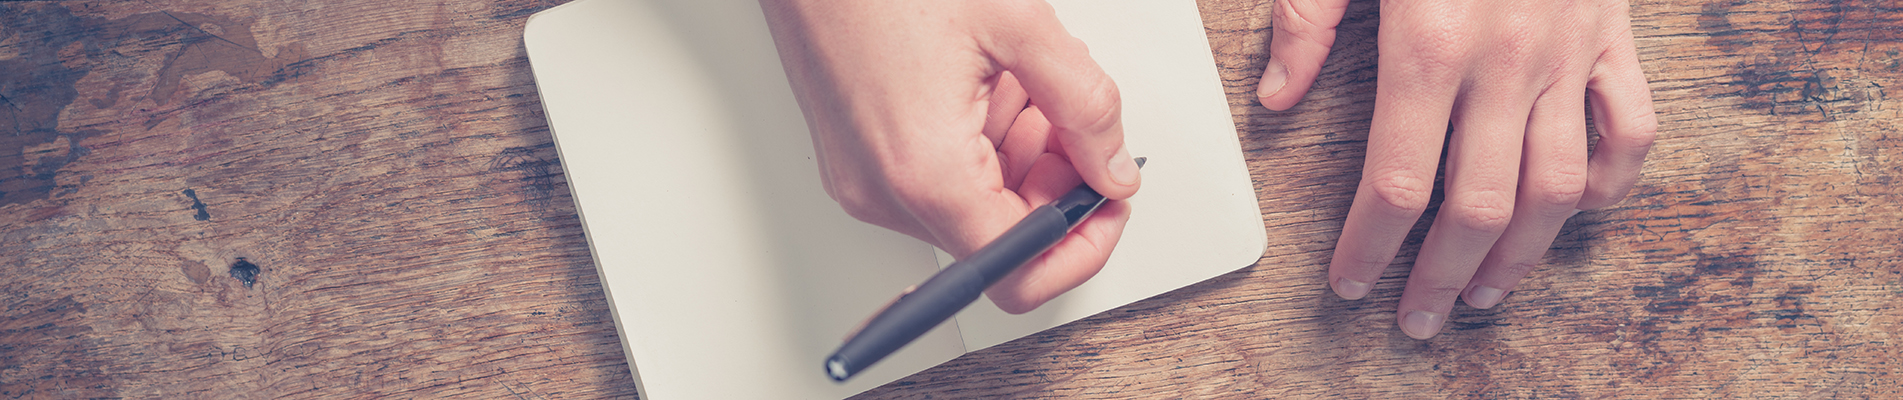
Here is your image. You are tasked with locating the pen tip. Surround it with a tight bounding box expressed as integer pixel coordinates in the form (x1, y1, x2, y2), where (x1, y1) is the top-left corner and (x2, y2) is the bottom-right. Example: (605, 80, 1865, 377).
(826, 356, 852, 382)
(1133, 157, 1147, 168)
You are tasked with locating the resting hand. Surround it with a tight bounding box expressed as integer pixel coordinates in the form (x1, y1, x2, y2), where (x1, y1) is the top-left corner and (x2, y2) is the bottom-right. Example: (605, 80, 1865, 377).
(1258, 0, 1658, 338)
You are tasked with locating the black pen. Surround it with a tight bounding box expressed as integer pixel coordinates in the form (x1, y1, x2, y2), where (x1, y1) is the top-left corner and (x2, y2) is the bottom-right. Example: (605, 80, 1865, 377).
(825, 157, 1146, 382)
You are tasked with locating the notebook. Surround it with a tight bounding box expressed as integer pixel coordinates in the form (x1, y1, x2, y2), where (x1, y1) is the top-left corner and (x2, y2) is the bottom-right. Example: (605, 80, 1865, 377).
(524, 0, 1265, 398)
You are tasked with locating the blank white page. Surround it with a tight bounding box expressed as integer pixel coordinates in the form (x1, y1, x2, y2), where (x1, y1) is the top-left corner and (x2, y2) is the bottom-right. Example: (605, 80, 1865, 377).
(947, 0, 1267, 352)
(524, 0, 1264, 398)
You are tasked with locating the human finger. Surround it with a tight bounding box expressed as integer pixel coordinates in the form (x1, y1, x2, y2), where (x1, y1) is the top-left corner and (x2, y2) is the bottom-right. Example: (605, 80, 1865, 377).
(998, 105, 1053, 190)
(985, 153, 1131, 314)
(1578, 25, 1657, 210)
(1462, 81, 1589, 310)
(1395, 82, 1530, 339)
(1257, 0, 1352, 111)
(982, 1, 1140, 200)
(983, 71, 1031, 149)
(1325, 20, 1462, 301)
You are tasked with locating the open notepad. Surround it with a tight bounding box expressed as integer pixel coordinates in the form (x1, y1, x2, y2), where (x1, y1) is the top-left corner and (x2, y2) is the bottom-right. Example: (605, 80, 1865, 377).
(524, 0, 1265, 398)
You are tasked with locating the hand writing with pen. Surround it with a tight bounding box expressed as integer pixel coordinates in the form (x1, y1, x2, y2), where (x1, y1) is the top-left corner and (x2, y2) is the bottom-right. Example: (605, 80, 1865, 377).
(762, 0, 1657, 341)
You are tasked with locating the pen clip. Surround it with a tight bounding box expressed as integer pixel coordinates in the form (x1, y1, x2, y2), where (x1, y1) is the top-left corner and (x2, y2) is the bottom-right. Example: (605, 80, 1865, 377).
(844, 284, 917, 342)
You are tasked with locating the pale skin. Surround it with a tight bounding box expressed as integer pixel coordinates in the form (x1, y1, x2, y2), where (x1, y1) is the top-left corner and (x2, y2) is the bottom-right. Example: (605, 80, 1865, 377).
(761, 0, 1659, 339)
(1259, 0, 1658, 339)
(758, 0, 1142, 314)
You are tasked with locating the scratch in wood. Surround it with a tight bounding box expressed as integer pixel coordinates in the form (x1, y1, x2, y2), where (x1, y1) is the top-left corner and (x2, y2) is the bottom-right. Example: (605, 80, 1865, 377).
(142, 96, 225, 130)
(0, 92, 24, 137)
(144, 2, 265, 56)
(1791, 1, 1846, 57)
(500, 374, 550, 400)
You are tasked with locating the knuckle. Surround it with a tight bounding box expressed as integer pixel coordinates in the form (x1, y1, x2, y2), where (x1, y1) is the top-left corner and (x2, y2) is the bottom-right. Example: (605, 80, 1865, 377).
(1531, 166, 1588, 208)
(832, 185, 887, 224)
(1403, 24, 1470, 77)
(830, 165, 918, 227)
(1616, 113, 1660, 150)
(1489, 13, 1544, 71)
(1055, 77, 1122, 137)
(1492, 44, 1535, 75)
(1366, 173, 1434, 216)
(1447, 189, 1515, 233)
(1578, 184, 1631, 211)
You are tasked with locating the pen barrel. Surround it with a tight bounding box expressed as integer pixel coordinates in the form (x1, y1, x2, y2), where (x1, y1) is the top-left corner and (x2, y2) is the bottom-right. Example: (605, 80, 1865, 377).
(828, 205, 1072, 380)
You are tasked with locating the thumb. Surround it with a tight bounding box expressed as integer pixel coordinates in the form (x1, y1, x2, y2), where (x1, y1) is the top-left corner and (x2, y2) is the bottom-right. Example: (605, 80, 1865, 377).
(1258, 0, 1352, 111)
(986, 2, 1140, 200)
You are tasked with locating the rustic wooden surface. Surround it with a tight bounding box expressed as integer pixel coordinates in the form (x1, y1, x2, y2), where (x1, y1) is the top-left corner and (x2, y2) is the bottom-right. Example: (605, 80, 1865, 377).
(1, 0, 1897, 398)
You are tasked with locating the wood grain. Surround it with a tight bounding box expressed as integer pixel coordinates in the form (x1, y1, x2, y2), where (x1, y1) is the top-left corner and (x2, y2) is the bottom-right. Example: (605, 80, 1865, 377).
(1, 0, 1897, 399)
(1, 1, 633, 398)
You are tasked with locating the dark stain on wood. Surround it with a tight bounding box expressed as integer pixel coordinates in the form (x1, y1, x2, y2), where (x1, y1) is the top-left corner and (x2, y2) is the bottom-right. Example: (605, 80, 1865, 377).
(488, 144, 565, 215)
(183, 188, 212, 221)
(1735, 62, 1834, 116)
(230, 257, 260, 289)
(1703, 0, 1903, 118)
(0, 296, 112, 399)
(0, 4, 96, 207)
(1696, 1, 1751, 52)
(0, 4, 313, 207)
(0, 1, 643, 398)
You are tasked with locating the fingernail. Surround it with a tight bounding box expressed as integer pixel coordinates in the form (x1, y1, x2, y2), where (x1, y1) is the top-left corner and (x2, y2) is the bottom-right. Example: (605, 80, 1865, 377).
(1333, 277, 1371, 300)
(1465, 285, 1507, 309)
(1107, 144, 1139, 186)
(1257, 58, 1288, 100)
(1401, 311, 1445, 340)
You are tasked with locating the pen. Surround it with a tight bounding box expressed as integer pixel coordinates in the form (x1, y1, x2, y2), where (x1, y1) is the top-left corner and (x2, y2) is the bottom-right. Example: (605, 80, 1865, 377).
(825, 157, 1146, 382)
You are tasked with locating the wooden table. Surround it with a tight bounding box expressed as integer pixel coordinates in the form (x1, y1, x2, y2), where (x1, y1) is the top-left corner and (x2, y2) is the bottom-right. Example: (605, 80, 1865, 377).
(2, 0, 1897, 398)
